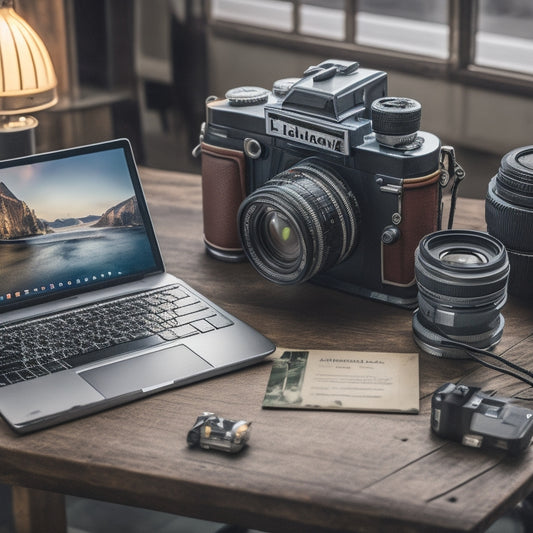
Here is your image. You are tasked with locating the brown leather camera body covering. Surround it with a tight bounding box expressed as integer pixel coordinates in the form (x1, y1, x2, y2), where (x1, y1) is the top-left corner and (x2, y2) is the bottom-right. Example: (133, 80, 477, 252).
(200, 142, 246, 252)
(381, 170, 441, 287)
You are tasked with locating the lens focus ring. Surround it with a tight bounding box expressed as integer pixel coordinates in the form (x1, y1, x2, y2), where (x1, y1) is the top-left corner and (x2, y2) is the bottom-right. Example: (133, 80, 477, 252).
(486, 179, 533, 250)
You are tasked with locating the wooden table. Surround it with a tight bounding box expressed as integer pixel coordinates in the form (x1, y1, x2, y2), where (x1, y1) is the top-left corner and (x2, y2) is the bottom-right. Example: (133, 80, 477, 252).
(3, 167, 533, 533)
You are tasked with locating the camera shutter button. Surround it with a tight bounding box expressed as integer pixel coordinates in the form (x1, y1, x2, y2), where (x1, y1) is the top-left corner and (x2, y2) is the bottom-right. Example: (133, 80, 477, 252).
(381, 225, 401, 245)
(272, 78, 299, 97)
(225, 86, 270, 106)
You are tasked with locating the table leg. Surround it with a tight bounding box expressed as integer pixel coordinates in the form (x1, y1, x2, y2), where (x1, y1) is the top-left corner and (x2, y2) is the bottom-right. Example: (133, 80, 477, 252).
(11, 486, 66, 533)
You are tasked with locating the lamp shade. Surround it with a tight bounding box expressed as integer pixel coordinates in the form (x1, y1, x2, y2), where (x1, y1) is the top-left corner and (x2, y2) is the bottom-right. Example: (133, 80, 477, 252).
(0, 0, 57, 114)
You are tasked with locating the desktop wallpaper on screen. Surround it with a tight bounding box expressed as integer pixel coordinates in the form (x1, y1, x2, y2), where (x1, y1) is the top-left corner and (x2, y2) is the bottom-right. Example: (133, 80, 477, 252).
(0, 147, 158, 307)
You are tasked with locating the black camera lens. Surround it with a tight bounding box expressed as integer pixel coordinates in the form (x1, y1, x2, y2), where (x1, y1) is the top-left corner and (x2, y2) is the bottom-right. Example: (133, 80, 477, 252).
(412, 230, 510, 359)
(486, 146, 533, 298)
(238, 160, 360, 284)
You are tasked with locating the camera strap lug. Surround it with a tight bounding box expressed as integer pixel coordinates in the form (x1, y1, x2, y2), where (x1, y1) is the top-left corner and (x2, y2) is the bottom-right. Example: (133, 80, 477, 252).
(193, 96, 219, 158)
(379, 182, 403, 224)
(439, 146, 466, 229)
(192, 121, 206, 158)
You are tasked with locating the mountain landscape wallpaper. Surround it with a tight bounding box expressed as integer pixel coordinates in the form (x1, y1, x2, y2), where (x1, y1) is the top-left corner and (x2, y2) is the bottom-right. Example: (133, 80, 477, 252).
(0, 181, 141, 240)
(0, 148, 158, 305)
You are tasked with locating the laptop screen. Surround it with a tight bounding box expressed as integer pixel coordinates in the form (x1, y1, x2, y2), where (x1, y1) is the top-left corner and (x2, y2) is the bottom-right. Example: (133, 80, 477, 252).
(0, 139, 164, 310)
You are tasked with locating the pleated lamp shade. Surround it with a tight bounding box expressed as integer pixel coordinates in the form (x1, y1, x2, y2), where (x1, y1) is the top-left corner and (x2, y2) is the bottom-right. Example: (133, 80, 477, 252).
(0, 0, 57, 115)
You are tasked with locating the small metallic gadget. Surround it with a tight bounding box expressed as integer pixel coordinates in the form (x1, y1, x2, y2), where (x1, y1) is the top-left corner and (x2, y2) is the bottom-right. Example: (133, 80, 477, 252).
(431, 383, 533, 454)
(413, 230, 509, 359)
(194, 59, 464, 308)
(486, 145, 533, 298)
(187, 412, 251, 453)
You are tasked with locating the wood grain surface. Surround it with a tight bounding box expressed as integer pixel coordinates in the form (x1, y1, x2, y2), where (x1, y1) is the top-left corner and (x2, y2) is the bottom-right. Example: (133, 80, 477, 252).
(1, 167, 532, 533)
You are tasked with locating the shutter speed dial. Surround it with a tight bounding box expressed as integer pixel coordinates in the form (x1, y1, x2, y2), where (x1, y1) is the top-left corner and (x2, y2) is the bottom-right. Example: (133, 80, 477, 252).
(371, 97, 422, 150)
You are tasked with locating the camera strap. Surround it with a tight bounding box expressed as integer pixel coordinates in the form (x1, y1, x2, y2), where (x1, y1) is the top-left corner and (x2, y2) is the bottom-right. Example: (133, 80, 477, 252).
(438, 147, 466, 230)
(439, 337, 533, 389)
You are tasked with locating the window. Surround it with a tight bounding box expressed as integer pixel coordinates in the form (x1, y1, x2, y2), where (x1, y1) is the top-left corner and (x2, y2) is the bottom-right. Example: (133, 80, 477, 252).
(475, 0, 533, 75)
(210, 0, 293, 32)
(356, 1, 448, 59)
(299, 0, 345, 41)
(209, 0, 533, 92)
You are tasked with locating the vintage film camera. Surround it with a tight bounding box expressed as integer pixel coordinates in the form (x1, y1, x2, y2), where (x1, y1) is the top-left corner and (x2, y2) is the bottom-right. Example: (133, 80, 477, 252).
(196, 60, 463, 307)
(431, 383, 533, 454)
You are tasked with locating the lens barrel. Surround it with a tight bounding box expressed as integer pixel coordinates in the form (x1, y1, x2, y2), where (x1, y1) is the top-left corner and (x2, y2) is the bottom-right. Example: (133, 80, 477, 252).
(412, 230, 509, 359)
(486, 146, 533, 298)
(238, 160, 360, 284)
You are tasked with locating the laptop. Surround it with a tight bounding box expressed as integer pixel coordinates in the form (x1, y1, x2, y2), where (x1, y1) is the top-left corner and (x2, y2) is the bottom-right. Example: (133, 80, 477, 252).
(0, 138, 275, 433)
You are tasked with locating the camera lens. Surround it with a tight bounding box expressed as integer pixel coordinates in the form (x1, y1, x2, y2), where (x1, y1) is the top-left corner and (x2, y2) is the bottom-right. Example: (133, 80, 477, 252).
(238, 160, 360, 284)
(486, 146, 533, 298)
(412, 230, 510, 359)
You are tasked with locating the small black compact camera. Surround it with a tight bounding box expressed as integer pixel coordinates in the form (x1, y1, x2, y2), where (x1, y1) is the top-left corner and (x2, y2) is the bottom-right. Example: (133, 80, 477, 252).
(431, 383, 533, 454)
(196, 59, 460, 307)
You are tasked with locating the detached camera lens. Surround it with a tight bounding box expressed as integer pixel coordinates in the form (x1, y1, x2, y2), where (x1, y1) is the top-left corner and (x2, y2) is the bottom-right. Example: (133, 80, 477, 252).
(238, 160, 360, 284)
(486, 146, 533, 298)
(412, 230, 510, 359)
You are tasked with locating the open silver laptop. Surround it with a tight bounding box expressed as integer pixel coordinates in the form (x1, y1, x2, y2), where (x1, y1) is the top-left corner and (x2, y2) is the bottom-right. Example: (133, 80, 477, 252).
(0, 138, 275, 433)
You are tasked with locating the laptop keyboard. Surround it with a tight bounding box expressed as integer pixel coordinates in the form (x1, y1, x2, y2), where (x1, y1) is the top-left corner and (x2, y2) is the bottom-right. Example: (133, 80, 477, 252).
(0, 284, 233, 387)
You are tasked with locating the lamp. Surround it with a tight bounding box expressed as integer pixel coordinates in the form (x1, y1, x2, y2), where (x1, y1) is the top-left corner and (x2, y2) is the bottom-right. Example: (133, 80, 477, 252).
(0, 0, 57, 159)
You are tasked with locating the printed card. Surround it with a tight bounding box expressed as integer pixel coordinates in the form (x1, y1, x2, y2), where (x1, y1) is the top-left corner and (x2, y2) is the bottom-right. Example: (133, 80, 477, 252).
(263, 348, 419, 414)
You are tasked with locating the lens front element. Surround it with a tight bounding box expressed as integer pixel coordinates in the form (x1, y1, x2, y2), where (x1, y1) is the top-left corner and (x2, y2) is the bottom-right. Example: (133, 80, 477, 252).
(439, 249, 488, 266)
(263, 210, 301, 263)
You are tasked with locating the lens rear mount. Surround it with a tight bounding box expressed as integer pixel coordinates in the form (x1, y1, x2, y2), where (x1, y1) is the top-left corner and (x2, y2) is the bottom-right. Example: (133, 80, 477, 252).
(412, 312, 505, 359)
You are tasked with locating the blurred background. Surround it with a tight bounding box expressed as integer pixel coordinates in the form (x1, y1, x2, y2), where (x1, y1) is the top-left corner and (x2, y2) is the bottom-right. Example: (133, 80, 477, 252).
(13, 0, 533, 200)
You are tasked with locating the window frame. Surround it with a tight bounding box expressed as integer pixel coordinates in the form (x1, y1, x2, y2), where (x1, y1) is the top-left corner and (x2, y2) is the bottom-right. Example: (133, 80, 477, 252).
(207, 0, 533, 97)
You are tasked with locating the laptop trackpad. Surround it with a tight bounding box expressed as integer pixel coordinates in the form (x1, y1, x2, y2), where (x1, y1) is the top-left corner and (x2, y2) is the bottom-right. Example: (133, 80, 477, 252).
(79, 345, 213, 398)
